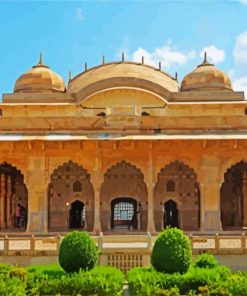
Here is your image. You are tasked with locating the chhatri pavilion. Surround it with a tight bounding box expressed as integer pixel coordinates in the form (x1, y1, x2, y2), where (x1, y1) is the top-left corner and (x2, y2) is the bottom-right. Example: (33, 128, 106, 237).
(0, 52, 246, 234)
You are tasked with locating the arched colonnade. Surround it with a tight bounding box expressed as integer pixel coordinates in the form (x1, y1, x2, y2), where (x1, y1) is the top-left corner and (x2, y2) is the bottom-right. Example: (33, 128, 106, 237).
(0, 159, 246, 232)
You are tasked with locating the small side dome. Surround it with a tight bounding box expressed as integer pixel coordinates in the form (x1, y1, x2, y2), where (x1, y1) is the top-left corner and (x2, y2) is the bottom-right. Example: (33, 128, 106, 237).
(14, 53, 66, 93)
(181, 52, 232, 92)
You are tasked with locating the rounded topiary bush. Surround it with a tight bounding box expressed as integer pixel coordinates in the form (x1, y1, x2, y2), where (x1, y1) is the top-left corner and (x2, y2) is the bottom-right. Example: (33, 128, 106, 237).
(194, 253, 219, 269)
(59, 231, 98, 273)
(151, 227, 192, 274)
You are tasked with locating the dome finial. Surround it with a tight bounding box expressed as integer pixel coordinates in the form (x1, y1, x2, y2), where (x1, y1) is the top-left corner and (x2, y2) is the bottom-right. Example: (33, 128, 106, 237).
(197, 51, 213, 68)
(33, 52, 48, 68)
(122, 52, 125, 62)
(69, 70, 72, 81)
(39, 52, 43, 65)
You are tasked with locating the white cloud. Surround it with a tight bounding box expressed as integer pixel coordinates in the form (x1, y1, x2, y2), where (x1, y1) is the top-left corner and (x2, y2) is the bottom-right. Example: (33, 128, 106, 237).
(200, 46, 225, 64)
(131, 43, 196, 69)
(76, 7, 84, 21)
(234, 31, 247, 65)
(233, 76, 247, 97)
(239, 0, 247, 4)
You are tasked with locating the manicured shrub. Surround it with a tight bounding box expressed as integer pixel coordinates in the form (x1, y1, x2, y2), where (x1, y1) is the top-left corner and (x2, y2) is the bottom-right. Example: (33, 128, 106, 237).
(151, 227, 192, 273)
(180, 265, 230, 294)
(59, 231, 98, 273)
(194, 253, 219, 269)
(127, 265, 231, 295)
(26, 265, 124, 296)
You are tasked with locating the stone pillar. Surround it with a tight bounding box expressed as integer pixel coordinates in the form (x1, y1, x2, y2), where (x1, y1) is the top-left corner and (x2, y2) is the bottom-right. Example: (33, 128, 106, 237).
(6, 176, 12, 228)
(199, 182, 205, 232)
(26, 152, 48, 233)
(92, 146, 102, 234)
(200, 154, 222, 232)
(147, 143, 156, 234)
(0, 174, 6, 229)
(242, 172, 247, 228)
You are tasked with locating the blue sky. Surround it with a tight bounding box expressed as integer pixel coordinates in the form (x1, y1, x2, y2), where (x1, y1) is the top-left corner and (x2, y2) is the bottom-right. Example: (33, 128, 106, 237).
(0, 0, 247, 95)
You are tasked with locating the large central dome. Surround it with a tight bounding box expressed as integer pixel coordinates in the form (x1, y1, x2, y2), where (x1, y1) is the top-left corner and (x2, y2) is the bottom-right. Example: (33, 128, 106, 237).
(68, 61, 179, 100)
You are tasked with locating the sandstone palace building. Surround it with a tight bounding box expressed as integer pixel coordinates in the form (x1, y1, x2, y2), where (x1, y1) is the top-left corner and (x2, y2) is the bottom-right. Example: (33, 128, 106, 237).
(0, 53, 246, 235)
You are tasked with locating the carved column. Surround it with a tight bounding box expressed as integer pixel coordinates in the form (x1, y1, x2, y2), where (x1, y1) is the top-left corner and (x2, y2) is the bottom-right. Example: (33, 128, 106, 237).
(92, 144, 102, 234)
(0, 174, 5, 229)
(199, 182, 205, 232)
(147, 142, 156, 233)
(242, 171, 247, 228)
(26, 152, 48, 233)
(6, 176, 12, 228)
(200, 154, 222, 231)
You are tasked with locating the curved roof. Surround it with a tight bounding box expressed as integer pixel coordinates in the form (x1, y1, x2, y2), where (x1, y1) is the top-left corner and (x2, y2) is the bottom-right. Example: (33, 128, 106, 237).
(68, 62, 179, 100)
(181, 54, 232, 92)
(14, 54, 66, 94)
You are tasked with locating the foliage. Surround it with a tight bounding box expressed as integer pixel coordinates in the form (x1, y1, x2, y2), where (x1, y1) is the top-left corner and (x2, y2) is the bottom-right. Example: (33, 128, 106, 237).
(8, 266, 28, 281)
(194, 253, 219, 269)
(151, 227, 192, 274)
(195, 285, 230, 296)
(27, 264, 65, 278)
(0, 263, 124, 296)
(223, 273, 247, 296)
(58, 231, 98, 273)
(0, 276, 26, 296)
(0, 263, 13, 275)
(26, 265, 124, 296)
(127, 265, 231, 295)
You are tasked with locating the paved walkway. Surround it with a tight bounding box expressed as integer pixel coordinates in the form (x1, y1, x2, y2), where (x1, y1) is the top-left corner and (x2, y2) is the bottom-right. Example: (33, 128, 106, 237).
(123, 281, 130, 296)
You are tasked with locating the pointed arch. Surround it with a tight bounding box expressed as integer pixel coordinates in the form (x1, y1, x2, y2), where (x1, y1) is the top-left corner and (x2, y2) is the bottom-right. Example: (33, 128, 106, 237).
(0, 162, 28, 231)
(100, 160, 147, 232)
(48, 160, 94, 232)
(154, 160, 200, 231)
(220, 160, 247, 229)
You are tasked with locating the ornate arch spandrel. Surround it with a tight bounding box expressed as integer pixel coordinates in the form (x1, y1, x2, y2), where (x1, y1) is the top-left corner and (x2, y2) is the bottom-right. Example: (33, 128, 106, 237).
(0, 162, 28, 231)
(100, 160, 148, 232)
(220, 160, 247, 230)
(219, 158, 247, 186)
(154, 160, 200, 232)
(48, 160, 94, 232)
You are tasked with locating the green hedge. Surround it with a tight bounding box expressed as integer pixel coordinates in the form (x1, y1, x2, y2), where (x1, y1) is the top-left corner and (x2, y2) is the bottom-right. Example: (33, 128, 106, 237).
(127, 265, 232, 295)
(128, 266, 247, 295)
(0, 264, 124, 296)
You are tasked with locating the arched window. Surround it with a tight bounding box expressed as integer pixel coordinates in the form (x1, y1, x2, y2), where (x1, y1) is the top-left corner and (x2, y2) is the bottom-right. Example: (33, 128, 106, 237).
(166, 180, 175, 192)
(73, 180, 82, 192)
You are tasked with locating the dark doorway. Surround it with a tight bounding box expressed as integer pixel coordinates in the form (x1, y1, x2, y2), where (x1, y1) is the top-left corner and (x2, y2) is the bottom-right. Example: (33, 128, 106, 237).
(69, 200, 85, 229)
(164, 200, 179, 228)
(111, 197, 138, 230)
(221, 161, 247, 230)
